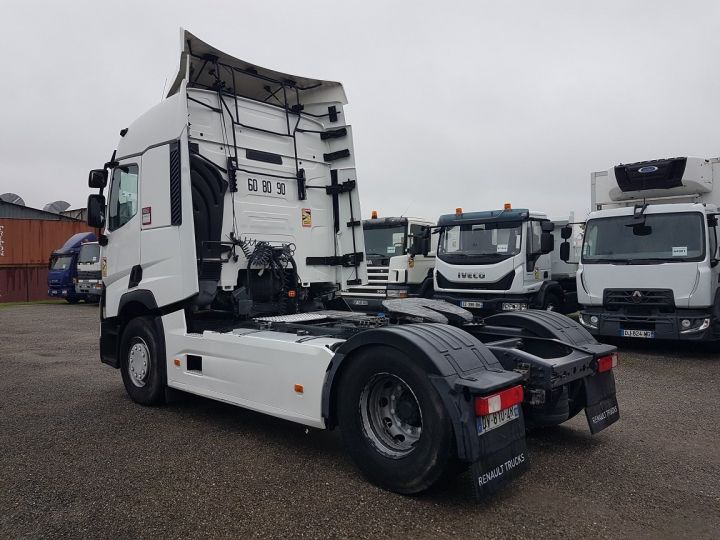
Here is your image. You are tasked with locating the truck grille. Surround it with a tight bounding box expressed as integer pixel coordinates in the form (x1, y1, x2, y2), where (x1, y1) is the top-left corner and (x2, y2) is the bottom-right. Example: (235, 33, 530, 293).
(77, 271, 101, 280)
(341, 267, 388, 297)
(435, 270, 515, 291)
(603, 289, 675, 312)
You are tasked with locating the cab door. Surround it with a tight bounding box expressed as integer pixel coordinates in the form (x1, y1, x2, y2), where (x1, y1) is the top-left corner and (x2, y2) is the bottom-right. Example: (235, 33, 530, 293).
(103, 161, 141, 317)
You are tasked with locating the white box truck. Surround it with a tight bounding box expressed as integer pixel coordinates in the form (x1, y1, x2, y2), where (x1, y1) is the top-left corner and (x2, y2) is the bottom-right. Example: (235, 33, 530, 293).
(85, 29, 620, 498)
(576, 157, 720, 341)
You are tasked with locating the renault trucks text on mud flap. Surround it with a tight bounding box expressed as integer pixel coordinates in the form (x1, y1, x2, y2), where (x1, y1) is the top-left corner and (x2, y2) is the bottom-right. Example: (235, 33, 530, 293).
(86, 29, 620, 497)
(48, 232, 97, 303)
(576, 157, 720, 341)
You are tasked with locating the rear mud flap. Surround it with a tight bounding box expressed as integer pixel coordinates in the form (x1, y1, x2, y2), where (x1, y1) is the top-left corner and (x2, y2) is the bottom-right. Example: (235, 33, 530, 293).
(584, 371, 620, 434)
(471, 413, 529, 499)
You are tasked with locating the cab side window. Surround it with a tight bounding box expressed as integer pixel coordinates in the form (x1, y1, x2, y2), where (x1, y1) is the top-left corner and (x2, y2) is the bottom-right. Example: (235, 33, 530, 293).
(527, 221, 543, 254)
(107, 165, 139, 231)
(408, 224, 424, 251)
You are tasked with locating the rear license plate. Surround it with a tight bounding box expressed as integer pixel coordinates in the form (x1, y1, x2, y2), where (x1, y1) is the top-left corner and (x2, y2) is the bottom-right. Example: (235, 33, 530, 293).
(477, 405, 520, 435)
(462, 301, 484, 309)
(619, 329, 654, 338)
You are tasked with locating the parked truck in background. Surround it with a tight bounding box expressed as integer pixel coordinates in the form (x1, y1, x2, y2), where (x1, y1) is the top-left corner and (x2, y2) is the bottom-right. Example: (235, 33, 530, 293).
(576, 157, 720, 341)
(84, 29, 619, 498)
(74, 241, 102, 302)
(431, 205, 580, 315)
(340, 213, 435, 310)
(48, 232, 97, 303)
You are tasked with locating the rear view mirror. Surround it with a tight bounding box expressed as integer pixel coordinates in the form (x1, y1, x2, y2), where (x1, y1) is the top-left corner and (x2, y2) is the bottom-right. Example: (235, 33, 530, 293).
(560, 225, 572, 240)
(87, 194, 106, 228)
(88, 169, 108, 189)
(540, 232, 554, 254)
(540, 221, 554, 233)
(559, 242, 570, 262)
(632, 224, 652, 236)
(409, 227, 431, 257)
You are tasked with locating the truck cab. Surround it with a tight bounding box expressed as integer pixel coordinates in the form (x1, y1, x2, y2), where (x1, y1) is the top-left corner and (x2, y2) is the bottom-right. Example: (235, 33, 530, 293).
(578, 157, 720, 341)
(432, 207, 578, 314)
(341, 215, 435, 310)
(48, 232, 97, 303)
(74, 241, 102, 302)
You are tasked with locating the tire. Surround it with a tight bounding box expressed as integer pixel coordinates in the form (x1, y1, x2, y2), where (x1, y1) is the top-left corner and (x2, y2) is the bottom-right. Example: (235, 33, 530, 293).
(336, 346, 456, 494)
(543, 292, 562, 312)
(66, 297, 80, 304)
(119, 317, 166, 405)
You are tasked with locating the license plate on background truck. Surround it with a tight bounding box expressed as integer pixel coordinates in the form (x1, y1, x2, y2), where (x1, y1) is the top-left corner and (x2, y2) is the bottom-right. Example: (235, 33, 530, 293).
(619, 329, 655, 338)
(476, 405, 520, 435)
(462, 301, 484, 309)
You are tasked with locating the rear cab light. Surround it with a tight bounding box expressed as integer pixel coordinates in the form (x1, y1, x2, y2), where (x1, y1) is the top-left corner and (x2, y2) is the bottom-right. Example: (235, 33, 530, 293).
(597, 352, 619, 373)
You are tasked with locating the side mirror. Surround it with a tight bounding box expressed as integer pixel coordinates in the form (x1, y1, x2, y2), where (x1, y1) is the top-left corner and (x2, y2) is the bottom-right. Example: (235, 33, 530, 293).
(540, 232, 554, 254)
(560, 225, 572, 240)
(87, 194, 106, 228)
(540, 221, 554, 233)
(88, 169, 108, 189)
(559, 242, 570, 262)
(409, 236, 430, 257)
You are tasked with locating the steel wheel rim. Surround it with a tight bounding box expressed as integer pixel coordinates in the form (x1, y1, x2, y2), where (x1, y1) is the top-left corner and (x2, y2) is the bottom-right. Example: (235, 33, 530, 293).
(128, 338, 150, 388)
(359, 373, 423, 458)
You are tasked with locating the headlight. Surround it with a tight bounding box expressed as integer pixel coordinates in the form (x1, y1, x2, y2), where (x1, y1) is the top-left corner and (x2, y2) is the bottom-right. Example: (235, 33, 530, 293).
(680, 318, 711, 334)
(579, 313, 599, 329)
(502, 302, 528, 311)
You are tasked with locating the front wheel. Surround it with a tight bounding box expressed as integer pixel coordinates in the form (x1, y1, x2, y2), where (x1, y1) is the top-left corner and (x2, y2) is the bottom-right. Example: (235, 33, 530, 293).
(119, 317, 166, 405)
(336, 346, 456, 494)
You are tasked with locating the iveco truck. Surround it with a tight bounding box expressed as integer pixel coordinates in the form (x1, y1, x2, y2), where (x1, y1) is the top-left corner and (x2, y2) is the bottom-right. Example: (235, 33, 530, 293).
(74, 241, 102, 302)
(431, 206, 580, 314)
(341, 213, 435, 310)
(577, 157, 720, 341)
(48, 232, 97, 303)
(85, 29, 620, 498)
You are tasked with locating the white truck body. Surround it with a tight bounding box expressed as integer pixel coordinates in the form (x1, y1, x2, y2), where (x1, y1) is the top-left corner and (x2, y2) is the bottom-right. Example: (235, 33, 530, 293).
(578, 157, 720, 340)
(432, 209, 579, 314)
(75, 241, 102, 300)
(341, 216, 436, 310)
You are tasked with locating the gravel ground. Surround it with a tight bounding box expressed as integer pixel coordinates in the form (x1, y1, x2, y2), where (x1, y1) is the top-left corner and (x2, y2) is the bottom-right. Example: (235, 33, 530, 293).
(1, 303, 718, 539)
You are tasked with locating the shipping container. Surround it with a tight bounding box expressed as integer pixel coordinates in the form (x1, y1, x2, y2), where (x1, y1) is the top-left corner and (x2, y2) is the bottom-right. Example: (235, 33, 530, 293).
(0, 218, 96, 303)
(0, 218, 95, 267)
(0, 265, 50, 302)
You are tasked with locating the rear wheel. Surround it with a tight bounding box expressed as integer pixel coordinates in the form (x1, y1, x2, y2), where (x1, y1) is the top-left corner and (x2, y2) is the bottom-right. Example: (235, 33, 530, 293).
(66, 297, 79, 304)
(119, 317, 166, 405)
(336, 346, 456, 494)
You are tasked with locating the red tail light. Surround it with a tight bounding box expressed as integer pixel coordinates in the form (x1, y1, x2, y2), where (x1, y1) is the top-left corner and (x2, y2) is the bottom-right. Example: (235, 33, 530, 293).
(597, 352, 618, 373)
(475, 385, 524, 416)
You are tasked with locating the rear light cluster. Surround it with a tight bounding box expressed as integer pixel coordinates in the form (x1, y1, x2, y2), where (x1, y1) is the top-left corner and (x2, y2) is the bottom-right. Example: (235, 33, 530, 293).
(597, 352, 619, 373)
(475, 385, 524, 416)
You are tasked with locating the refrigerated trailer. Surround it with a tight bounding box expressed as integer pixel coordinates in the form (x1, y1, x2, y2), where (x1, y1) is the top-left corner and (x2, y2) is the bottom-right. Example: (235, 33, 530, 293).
(578, 157, 720, 341)
(86, 29, 620, 497)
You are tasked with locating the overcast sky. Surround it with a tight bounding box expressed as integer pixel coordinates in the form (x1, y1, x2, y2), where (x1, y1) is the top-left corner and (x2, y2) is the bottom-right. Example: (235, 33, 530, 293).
(1, 0, 718, 221)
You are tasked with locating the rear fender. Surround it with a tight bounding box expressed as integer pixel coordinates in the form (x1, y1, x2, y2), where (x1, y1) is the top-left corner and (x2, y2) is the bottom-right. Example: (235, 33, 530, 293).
(322, 323, 523, 462)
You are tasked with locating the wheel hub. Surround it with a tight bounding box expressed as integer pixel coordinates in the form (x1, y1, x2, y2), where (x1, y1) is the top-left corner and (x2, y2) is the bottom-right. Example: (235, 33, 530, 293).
(359, 373, 423, 458)
(128, 339, 150, 388)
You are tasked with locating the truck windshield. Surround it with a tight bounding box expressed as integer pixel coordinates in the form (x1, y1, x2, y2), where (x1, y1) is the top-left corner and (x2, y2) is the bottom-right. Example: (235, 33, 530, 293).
(78, 244, 100, 264)
(363, 226, 406, 258)
(583, 212, 705, 264)
(438, 222, 523, 262)
(50, 254, 74, 270)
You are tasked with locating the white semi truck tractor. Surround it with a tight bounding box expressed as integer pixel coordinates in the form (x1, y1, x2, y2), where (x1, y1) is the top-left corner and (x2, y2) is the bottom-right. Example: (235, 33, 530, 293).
(341, 213, 436, 310)
(576, 157, 720, 341)
(85, 29, 620, 497)
(431, 206, 580, 315)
